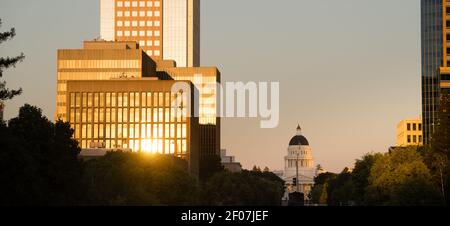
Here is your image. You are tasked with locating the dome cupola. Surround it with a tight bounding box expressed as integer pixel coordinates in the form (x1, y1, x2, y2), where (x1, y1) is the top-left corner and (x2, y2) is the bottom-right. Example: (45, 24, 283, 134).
(289, 124, 309, 146)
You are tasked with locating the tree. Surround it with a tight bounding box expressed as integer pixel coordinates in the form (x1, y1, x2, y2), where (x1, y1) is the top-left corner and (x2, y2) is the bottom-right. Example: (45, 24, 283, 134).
(199, 154, 224, 182)
(82, 152, 200, 205)
(311, 172, 336, 204)
(351, 153, 382, 205)
(365, 148, 442, 206)
(0, 19, 25, 101)
(0, 104, 82, 205)
(327, 168, 354, 206)
(427, 90, 450, 204)
(201, 170, 284, 206)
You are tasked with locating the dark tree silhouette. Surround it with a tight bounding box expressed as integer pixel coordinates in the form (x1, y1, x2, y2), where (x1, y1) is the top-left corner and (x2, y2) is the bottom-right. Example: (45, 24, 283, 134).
(0, 18, 25, 101)
(427, 91, 450, 204)
(0, 105, 83, 205)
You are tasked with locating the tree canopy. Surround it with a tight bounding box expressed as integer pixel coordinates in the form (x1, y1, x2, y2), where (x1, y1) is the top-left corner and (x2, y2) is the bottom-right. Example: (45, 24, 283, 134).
(0, 104, 82, 205)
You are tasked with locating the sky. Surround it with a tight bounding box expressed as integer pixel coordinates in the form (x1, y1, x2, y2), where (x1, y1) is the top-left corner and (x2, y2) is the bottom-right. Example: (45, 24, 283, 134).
(0, 0, 421, 173)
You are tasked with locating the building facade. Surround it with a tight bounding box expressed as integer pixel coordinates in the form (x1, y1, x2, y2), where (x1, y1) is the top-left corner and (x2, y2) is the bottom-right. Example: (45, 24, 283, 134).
(421, 0, 450, 143)
(56, 41, 156, 120)
(99, 0, 219, 156)
(157, 66, 221, 156)
(282, 125, 316, 199)
(438, 1, 450, 120)
(220, 149, 242, 173)
(65, 79, 199, 175)
(396, 118, 424, 147)
(100, 0, 200, 67)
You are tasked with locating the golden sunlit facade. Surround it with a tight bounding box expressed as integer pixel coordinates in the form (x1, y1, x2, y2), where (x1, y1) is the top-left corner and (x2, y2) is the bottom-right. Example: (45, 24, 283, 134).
(101, 0, 200, 67)
(66, 79, 199, 174)
(396, 118, 424, 147)
(56, 41, 156, 120)
(157, 66, 221, 156)
(440, 1, 450, 106)
(55, 40, 223, 176)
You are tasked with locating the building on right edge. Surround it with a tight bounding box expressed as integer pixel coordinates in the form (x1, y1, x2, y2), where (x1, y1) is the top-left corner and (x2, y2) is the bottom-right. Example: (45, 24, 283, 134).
(421, 0, 450, 144)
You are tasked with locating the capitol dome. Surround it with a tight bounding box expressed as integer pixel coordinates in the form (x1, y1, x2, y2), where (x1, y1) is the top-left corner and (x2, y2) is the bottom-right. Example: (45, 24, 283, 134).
(282, 124, 316, 199)
(289, 125, 309, 146)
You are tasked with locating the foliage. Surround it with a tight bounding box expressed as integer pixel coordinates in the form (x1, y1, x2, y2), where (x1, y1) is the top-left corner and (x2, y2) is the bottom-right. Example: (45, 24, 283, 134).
(199, 154, 224, 182)
(426, 91, 450, 205)
(311, 149, 445, 206)
(0, 104, 82, 205)
(0, 18, 25, 100)
(365, 148, 442, 206)
(351, 153, 382, 205)
(81, 152, 200, 205)
(201, 170, 284, 206)
(311, 172, 336, 205)
(326, 168, 355, 206)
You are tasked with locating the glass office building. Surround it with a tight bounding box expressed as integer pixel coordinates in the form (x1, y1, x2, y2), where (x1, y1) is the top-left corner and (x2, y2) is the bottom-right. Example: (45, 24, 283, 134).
(66, 79, 198, 155)
(100, 0, 200, 67)
(157, 66, 221, 156)
(56, 41, 156, 120)
(421, 0, 443, 144)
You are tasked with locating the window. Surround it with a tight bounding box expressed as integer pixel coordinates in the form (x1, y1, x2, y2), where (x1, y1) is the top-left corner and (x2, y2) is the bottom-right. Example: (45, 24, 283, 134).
(147, 21, 153, 26)
(117, 21, 123, 27)
(147, 30, 153, 36)
(146, 40, 153, 46)
(117, 1, 123, 7)
(147, 1, 153, 7)
(154, 50, 160, 56)
(132, 11, 138, 17)
(132, 21, 138, 26)
(139, 40, 145, 46)
(140, 11, 146, 17)
(139, 1, 146, 7)
(132, 31, 138, 36)
(413, 135, 417, 143)
(117, 31, 123, 37)
(124, 11, 130, 17)
(124, 1, 130, 7)
(154, 40, 160, 46)
(117, 11, 123, 17)
(147, 11, 153, 17)
(132, 1, 138, 7)
(154, 11, 160, 17)
(124, 21, 130, 26)
(154, 21, 160, 27)
(154, 30, 160, 36)
(124, 30, 130, 36)
(419, 123, 422, 131)
(407, 123, 411, 131)
(139, 31, 145, 36)
(139, 21, 145, 27)
(407, 135, 411, 143)
(146, 50, 153, 56)
(419, 135, 423, 143)
(154, 1, 160, 7)
(413, 123, 417, 131)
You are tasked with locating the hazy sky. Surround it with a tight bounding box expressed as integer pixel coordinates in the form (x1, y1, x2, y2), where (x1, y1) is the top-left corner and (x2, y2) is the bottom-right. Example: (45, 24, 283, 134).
(0, 0, 421, 173)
